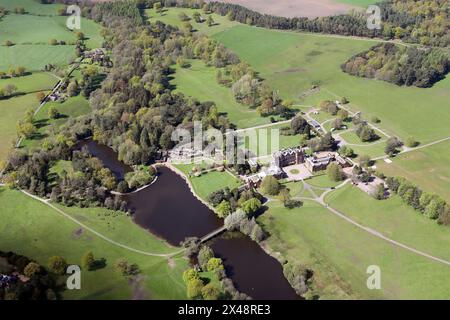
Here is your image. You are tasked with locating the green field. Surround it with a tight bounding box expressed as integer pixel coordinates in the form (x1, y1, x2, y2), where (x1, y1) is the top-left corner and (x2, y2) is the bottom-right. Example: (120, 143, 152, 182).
(0, 44, 76, 71)
(326, 185, 450, 261)
(0, 12, 102, 71)
(22, 95, 91, 149)
(0, 0, 63, 15)
(171, 60, 271, 128)
(213, 25, 450, 144)
(0, 72, 55, 94)
(0, 94, 35, 161)
(377, 140, 450, 202)
(0, 188, 187, 299)
(146, 7, 239, 37)
(259, 199, 450, 299)
(174, 164, 242, 200)
(335, 0, 376, 6)
(0, 72, 57, 161)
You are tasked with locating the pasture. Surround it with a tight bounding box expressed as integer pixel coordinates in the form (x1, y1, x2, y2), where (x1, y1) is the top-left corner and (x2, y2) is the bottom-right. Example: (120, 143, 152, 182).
(0, 94, 36, 161)
(171, 60, 272, 128)
(0, 72, 55, 94)
(0, 188, 187, 300)
(146, 7, 239, 37)
(326, 185, 450, 261)
(213, 25, 450, 144)
(22, 95, 91, 149)
(260, 199, 450, 299)
(0, 0, 63, 15)
(377, 140, 450, 202)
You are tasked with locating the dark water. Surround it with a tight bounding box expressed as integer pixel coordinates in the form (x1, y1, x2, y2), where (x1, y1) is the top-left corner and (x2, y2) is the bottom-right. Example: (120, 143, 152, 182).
(124, 166, 223, 246)
(80, 140, 299, 299)
(211, 234, 300, 300)
(78, 140, 132, 180)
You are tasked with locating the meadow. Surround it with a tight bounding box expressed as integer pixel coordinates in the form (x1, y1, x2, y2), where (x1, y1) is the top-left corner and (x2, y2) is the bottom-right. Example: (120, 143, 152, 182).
(0, 188, 187, 299)
(171, 60, 272, 128)
(146, 7, 239, 37)
(377, 140, 450, 202)
(0, 11, 102, 71)
(0, 0, 63, 15)
(326, 185, 450, 261)
(213, 25, 450, 144)
(260, 199, 450, 299)
(174, 163, 242, 200)
(22, 95, 92, 149)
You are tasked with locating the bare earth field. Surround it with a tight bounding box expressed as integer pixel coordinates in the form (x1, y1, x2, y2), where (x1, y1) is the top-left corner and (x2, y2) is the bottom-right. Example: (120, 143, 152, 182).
(207, 0, 361, 18)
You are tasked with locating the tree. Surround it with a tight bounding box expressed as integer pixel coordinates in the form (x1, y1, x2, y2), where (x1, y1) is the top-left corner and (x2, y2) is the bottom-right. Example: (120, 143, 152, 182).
(17, 122, 37, 138)
(373, 183, 386, 200)
(202, 283, 221, 300)
(216, 200, 232, 218)
(224, 210, 246, 231)
(187, 278, 204, 299)
(67, 81, 79, 97)
(183, 268, 200, 283)
(241, 198, 261, 216)
(48, 256, 67, 275)
(193, 11, 201, 23)
(339, 145, 354, 158)
(114, 258, 139, 276)
(405, 137, 419, 148)
(331, 118, 343, 130)
(48, 106, 59, 119)
(359, 154, 371, 167)
(207, 15, 214, 27)
(278, 188, 291, 206)
(207, 258, 224, 272)
(3, 84, 17, 97)
(260, 175, 280, 196)
(153, 2, 162, 14)
(36, 91, 46, 102)
(49, 39, 58, 45)
(327, 163, 344, 182)
(81, 251, 95, 271)
(24, 262, 41, 278)
(337, 109, 349, 121)
(198, 246, 214, 271)
(291, 116, 310, 136)
(250, 224, 264, 242)
(178, 12, 190, 22)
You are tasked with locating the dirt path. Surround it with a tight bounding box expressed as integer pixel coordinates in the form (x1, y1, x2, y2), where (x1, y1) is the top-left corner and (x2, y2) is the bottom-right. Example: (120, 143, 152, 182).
(19, 189, 184, 258)
(297, 180, 450, 267)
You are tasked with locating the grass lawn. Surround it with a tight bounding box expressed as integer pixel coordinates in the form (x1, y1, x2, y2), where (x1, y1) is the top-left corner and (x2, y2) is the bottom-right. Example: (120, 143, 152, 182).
(171, 60, 271, 128)
(306, 174, 342, 189)
(335, 0, 375, 6)
(0, 0, 63, 15)
(174, 164, 242, 200)
(146, 8, 239, 37)
(213, 25, 450, 144)
(0, 188, 187, 300)
(0, 72, 56, 94)
(240, 122, 302, 156)
(0, 93, 36, 161)
(259, 199, 450, 299)
(0, 44, 76, 71)
(326, 185, 450, 261)
(22, 95, 91, 149)
(377, 140, 450, 202)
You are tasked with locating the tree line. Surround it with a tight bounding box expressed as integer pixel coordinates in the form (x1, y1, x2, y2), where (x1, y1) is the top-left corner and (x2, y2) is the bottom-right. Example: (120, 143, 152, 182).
(342, 43, 449, 88)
